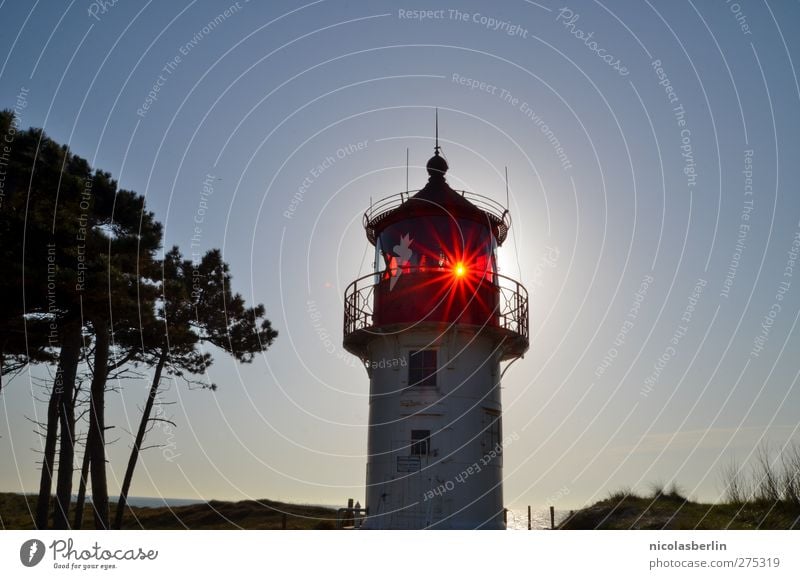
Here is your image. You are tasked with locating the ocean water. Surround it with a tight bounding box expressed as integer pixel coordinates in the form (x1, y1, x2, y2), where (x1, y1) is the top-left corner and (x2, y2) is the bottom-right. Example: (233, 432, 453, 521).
(106, 496, 204, 509)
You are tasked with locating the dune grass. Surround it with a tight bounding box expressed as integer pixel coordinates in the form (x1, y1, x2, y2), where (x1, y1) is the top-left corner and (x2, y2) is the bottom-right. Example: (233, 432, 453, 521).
(560, 444, 800, 529)
(559, 486, 800, 529)
(0, 492, 338, 530)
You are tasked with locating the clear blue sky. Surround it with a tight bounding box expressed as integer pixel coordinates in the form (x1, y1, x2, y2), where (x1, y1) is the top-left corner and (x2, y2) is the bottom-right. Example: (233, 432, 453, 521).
(2, 0, 799, 512)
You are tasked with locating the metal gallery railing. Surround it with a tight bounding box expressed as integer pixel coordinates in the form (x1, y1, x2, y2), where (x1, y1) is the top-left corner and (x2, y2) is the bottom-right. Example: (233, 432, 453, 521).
(343, 268, 529, 342)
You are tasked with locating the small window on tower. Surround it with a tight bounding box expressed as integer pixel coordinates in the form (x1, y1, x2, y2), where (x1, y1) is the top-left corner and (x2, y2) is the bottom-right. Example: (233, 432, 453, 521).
(410, 430, 431, 456)
(408, 349, 437, 387)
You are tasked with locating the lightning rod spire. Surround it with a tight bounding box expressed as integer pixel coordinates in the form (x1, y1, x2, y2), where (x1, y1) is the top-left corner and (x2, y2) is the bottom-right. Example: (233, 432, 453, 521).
(434, 107, 440, 156)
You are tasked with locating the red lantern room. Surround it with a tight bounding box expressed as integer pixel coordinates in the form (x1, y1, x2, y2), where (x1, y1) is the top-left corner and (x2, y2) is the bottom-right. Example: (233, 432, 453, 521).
(344, 147, 529, 360)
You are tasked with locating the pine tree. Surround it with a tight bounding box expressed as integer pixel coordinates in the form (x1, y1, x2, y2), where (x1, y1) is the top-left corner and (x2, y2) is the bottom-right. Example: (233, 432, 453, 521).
(113, 247, 277, 529)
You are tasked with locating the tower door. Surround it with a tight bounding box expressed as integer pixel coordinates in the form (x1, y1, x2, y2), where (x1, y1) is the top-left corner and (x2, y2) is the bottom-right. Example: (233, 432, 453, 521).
(391, 416, 445, 528)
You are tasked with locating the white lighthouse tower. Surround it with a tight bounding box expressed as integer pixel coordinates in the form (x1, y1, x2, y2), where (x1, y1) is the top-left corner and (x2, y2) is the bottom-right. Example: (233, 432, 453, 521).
(343, 134, 529, 529)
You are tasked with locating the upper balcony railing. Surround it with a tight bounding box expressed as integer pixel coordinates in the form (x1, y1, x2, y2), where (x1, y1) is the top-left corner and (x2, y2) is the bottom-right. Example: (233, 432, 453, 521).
(363, 190, 511, 244)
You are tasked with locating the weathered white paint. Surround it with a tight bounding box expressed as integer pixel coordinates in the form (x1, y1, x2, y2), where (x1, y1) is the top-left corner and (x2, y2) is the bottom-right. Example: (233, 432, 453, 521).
(361, 326, 507, 529)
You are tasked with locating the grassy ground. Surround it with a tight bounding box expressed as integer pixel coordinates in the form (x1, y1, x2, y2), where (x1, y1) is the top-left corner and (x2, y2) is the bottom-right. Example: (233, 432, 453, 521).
(558, 488, 800, 530)
(0, 492, 338, 530)
(6, 490, 798, 530)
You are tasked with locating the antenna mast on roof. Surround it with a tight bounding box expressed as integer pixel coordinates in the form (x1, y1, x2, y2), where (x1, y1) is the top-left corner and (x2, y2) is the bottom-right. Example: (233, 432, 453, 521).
(434, 107, 441, 156)
(406, 148, 409, 193)
(505, 166, 510, 211)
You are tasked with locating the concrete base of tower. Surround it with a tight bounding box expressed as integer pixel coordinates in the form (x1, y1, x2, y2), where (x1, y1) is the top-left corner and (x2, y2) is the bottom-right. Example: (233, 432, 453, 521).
(358, 325, 510, 530)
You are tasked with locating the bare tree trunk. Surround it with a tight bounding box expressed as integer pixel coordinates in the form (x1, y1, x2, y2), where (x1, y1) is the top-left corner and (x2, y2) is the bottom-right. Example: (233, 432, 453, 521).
(87, 319, 110, 529)
(35, 318, 81, 529)
(72, 446, 91, 529)
(113, 348, 167, 530)
(52, 320, 82, 529)
(35, 377, 60, 529)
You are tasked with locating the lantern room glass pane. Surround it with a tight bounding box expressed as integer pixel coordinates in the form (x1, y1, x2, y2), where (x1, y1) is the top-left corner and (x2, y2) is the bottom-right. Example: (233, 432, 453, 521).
(376, 217, 497, 283)
(374, 237, 383, 283)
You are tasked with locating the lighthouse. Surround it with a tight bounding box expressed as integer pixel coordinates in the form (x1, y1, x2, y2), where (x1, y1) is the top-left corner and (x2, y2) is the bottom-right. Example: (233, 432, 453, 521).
(343, 133, 529, 529)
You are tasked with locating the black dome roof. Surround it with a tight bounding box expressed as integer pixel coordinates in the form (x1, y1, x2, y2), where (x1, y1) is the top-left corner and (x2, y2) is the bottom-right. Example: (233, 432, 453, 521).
(364, 153, 508, 246)
(426, 152, 449, 178)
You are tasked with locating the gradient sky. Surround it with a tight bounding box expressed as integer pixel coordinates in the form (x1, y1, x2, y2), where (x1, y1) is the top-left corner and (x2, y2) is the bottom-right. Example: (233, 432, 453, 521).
(1, 0, 800, 514)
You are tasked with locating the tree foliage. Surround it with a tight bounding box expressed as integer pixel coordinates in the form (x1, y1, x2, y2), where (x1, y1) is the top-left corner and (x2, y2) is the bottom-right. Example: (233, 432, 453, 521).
(0, 109, 277, 529)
